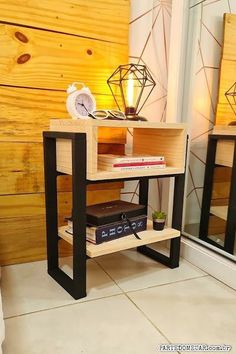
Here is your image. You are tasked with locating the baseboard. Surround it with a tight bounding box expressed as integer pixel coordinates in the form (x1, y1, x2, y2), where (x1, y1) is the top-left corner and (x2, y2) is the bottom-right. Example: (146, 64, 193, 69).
(180, 236, 236, 290)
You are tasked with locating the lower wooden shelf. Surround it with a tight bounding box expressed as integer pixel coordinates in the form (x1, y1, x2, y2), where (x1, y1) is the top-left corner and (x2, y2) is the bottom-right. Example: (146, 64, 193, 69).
(210, 205, 228, 221)
(56, 165, 184, 180)
(58, 220, 180, 258)
(92, 167, 184, 180)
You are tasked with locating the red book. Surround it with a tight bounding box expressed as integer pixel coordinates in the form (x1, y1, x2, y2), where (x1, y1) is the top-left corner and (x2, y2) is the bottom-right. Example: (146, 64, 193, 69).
(113, 161, 166, 168)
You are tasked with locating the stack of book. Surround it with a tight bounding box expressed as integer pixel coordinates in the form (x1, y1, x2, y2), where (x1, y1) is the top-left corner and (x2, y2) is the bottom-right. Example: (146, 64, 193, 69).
(98, 154, 166, 172)
(65, 200, 147, 245)
(66, 215, 147, 244)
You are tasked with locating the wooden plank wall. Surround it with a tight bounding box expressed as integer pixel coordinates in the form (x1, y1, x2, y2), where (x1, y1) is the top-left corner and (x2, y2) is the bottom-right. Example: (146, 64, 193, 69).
(216, 13, 236, 124)
(0, 0, 129, 265)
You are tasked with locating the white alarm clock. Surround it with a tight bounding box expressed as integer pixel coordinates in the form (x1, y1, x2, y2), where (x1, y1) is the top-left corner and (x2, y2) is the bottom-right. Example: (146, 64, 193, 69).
(66, 82, 96, 119)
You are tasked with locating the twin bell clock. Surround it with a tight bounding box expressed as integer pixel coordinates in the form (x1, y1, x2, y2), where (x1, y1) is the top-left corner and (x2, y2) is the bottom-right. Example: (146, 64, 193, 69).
(66, 82, 96, 119)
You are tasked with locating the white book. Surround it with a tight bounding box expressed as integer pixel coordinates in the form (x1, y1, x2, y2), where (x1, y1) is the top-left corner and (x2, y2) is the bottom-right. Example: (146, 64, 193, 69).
(98, 154, 165, 164)
(66, 226, 96, 244)
(98, 163, 166, 172)
(67, 224, 94, 236)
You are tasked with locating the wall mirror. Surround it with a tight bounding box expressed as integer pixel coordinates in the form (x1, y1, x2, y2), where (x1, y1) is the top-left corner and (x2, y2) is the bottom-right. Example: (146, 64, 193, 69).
(183, 0, 236, 260)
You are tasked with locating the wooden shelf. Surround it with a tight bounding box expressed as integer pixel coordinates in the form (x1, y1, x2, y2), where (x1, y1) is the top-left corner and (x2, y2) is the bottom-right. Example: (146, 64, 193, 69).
(57, 166, 184, 180)
(213, 126, 236, 167)
(210, 205, 228, 221)
(93, 167, 184, 180)
(58, 220, 180, 258)
(215, 140, 234, 167)
(50, 119, 187, 177)
(51, 119, 187, 129)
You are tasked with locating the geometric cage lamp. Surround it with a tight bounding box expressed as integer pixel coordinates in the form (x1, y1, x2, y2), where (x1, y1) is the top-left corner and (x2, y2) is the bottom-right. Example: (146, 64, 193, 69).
(225, 81, 236, 116)
(107, 63, 156, 121)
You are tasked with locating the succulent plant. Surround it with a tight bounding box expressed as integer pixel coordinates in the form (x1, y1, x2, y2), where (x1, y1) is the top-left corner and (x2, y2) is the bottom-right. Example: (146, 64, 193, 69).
(152, 211, 166, 220)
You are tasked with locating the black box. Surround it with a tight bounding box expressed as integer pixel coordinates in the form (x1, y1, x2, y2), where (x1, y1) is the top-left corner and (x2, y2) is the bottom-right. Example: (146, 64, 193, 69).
(86, 200, 146, 226)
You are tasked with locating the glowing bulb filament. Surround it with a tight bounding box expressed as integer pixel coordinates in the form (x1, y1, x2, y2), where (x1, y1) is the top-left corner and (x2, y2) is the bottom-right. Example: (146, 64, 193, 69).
(127, 76, 134, 107)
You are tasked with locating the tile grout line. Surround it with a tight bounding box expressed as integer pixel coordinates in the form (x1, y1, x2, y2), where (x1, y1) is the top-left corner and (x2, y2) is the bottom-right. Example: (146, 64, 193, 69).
(124, 292, 181, 354)
(95, 251, 209, 294)
(3, 292, 123, 321)
(124, 274, 209, 295)
(3, 257, 220, 321)
(94, 259, 181, 353)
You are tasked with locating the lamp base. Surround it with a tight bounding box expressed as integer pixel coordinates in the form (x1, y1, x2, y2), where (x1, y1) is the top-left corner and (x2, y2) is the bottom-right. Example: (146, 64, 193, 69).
(125, 107, 147, 121)
(125, 114, 147, 121)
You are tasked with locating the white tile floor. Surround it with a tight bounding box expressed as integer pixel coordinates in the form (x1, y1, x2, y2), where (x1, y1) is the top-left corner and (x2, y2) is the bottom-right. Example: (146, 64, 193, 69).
(1, 249, 236, 354)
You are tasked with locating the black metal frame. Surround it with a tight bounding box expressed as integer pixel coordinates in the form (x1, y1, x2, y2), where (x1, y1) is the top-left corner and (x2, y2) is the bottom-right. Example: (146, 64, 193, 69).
(137, 174, 185, 268)
(44, 131, 87, 299)
(199, 134, 236, 254)
(43, 131, 186, 299)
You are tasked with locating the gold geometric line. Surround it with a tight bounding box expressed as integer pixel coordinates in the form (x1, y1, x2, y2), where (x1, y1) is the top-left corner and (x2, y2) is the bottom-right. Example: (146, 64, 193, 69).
(200, 3, 204, 43)
(228, 0, 232, 13)
(190, 149, 206, 165)
(144, 94, 167, 108)
(139, 58, 167, 92)
(163, 4, 171, 17)
(130, 4, 160, 24)
(160, 100, 167, 122)
(191, 128, 213, 142)
(198, 40, 216, 115)
(201, 21, 222, 47)
(131, 182, 140, 203)
(189, 0, 208, 9)
(138, 6, 162, 63)
(138, 29, 153, 64)
(195, 109, 215, 124)
(120, 192, 136, 195)
(195, 66, 219, 75)
(162, 0, 172, 8)
(187, 186, 203, 198)
(121, 182, 139, 202)
(129, 55, 140, 60)
(188, 167, 201, 208)
(157, 179, 162, 207)
(162, 6, 169, 74)
(127, 128, 133, 137)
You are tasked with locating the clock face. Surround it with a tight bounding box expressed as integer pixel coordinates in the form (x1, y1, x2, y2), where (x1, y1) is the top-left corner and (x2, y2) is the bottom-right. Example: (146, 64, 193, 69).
(75, 93, 95, 117)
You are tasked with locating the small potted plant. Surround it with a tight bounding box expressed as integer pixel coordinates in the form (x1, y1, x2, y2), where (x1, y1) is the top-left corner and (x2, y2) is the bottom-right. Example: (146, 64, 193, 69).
(152, 211, 166, 231)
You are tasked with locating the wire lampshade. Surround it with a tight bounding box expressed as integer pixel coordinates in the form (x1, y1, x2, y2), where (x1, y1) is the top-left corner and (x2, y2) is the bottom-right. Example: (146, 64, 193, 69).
(225, 81, 236, 116)
(107, 63, 156, 120)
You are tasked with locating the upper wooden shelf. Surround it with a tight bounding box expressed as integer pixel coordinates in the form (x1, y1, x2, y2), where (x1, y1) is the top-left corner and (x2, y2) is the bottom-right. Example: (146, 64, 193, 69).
(213, 126, 236, 167)
(213, 125, 236, 136)
(51, 118, 187, 130)
(50, 119, 187, 180)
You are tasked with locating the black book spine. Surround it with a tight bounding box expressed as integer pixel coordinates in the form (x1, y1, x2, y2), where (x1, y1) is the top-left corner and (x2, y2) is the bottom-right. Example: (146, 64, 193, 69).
(91, 216, 147, 244)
